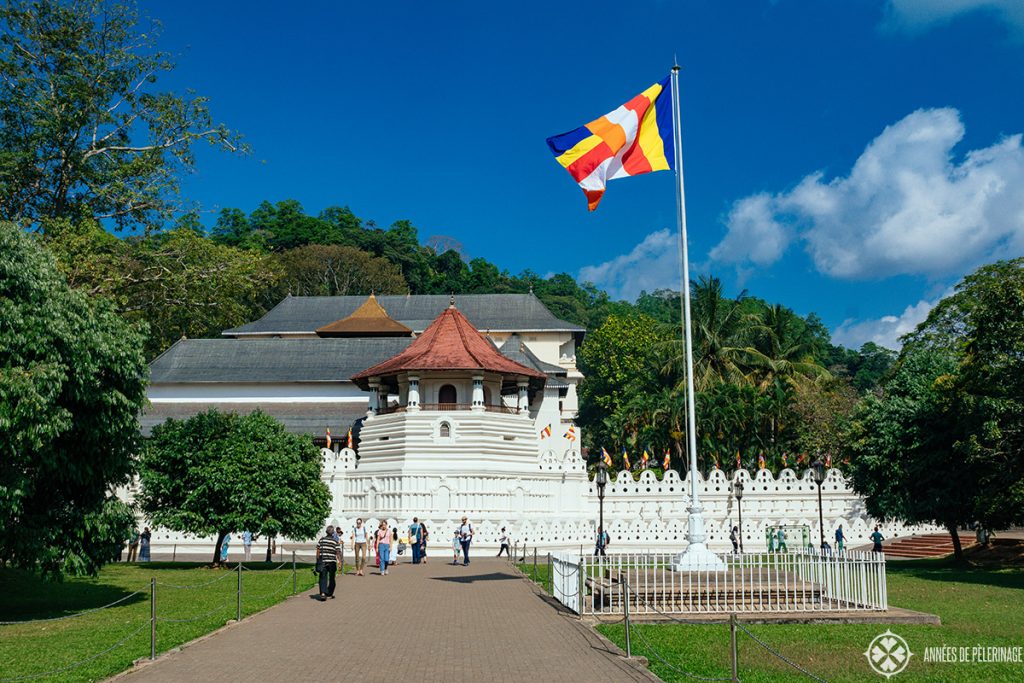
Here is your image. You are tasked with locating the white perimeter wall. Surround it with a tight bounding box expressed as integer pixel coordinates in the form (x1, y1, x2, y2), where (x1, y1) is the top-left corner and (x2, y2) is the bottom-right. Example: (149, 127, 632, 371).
(130, 447, 941, 556)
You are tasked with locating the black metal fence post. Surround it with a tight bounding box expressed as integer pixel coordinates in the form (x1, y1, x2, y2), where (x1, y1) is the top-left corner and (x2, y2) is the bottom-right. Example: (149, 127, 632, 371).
(730, 613, 739, 682)
(623, 579, 632, 657)
(149, 578, 156, 660)
(236, 562, 242, 621)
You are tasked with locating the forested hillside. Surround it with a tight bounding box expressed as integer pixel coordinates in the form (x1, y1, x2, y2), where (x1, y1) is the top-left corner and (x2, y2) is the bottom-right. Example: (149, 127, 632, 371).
(37, 200, 896, 469)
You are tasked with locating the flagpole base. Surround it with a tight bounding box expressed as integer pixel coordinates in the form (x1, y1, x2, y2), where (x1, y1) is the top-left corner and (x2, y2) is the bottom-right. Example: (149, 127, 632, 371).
(671, 543, 728, 572)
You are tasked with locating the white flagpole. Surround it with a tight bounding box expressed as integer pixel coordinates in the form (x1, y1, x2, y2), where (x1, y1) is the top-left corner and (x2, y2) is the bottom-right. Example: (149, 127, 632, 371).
(670, 64, 726, 572)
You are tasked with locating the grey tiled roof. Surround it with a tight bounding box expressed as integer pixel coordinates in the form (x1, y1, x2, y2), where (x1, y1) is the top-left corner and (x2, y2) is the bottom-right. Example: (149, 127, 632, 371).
(498, 334, 566, 375)
(224, 294, 585, 336)
(149, 338, 412, 383)
(498, 334, 569, 389)
(141, 402, 368, 436)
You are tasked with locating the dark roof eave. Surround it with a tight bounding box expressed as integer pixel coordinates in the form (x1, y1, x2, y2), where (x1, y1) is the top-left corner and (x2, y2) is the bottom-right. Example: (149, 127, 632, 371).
(224, 327, 585, 336)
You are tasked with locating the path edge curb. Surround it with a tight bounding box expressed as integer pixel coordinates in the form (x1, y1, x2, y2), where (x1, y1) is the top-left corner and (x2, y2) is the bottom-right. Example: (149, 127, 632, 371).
(103, 587, 316, 681)
(509, 560, 660, 682)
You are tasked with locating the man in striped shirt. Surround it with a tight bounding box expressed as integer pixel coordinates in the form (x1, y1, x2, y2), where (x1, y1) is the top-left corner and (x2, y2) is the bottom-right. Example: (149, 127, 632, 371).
(317, 526, 342, 601)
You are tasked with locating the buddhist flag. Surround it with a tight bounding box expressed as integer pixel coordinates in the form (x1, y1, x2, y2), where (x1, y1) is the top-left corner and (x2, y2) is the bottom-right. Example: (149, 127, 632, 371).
(346, 428, 353, 450)
(797, 452, 806, 465)
(602, 447, 613, 468)
(325, 428, 332, 449)
(713, 453, 720, 470)
(825, 452, 833, 468)
(758, 453, 766, 470)
(546, 77, 674, 211)
(541, 424, 552, 439)
(781, 452, 788, 468)
(663, 450, 671, 470)
(641, 449, 650, 469)
(736, 451, 742, 470)
(623, 448, 631, 471)
(564, 425, 577, 441)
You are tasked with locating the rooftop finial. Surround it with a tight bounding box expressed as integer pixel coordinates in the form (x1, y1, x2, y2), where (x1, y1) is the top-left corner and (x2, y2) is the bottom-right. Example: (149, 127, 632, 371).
(529, 283, 534, 295)
(449, 293, 456, 308)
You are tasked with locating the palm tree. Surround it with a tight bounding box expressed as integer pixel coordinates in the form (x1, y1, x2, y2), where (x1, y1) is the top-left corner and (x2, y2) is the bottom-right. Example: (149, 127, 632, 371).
(746, 304, 829, 389)
(744, 304, 831, 444)
(658, 276, 757, 391)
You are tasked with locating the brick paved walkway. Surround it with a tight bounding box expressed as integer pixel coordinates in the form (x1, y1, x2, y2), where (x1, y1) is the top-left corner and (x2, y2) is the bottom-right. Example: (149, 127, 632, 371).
(119, 557, 659, 683)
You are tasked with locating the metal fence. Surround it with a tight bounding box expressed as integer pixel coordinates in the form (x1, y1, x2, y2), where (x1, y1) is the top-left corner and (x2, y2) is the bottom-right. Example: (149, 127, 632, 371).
(550, 549, 887, 616)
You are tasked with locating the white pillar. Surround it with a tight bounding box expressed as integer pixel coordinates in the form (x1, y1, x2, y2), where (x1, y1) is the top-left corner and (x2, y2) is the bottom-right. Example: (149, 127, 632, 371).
(367, 378, 380, 419)
(407, 375, 420, 412)
(471, 375, 484, 412)
(517, 379, 530, 416)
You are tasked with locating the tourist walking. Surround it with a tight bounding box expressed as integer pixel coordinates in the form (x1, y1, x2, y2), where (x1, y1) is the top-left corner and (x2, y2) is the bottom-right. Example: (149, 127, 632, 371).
(459, 517, 474, 565)
(375, 521, 391, 575)
(316, 525, 342, 601)
(409, 517, 423, 564)
(127, 528, 139, 562)
(351, 518, 368, 576)
(139, 527, 151, 562)
(420, 521, 429, 564)
(730, 526, 739, 553)
(497, 527, 511, 557)
(835, 525, 845, 554)
(776, 527, 788, 552)
(390, 527, 399, 566)
(594, 526, 609, 557)
(767, 526, 777, 552)
(870, 526, 885, 553)
(243, 530, 253, 561)
(220, 532, 231, 564)
(452, 529, 461, 565)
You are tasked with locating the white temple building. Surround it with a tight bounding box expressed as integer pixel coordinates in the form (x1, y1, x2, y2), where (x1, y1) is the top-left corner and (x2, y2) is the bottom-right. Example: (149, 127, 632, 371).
(139, 293, 938, 555)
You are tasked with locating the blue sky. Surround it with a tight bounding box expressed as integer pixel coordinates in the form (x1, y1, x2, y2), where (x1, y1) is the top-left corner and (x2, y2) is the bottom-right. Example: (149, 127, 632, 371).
(142, 0, 1024, 349)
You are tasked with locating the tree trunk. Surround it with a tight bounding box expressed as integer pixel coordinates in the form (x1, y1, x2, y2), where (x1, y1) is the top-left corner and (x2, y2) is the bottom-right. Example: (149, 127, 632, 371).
(947, 523, 964, 561)
(265, 534, 273, 563)
(213, 530, 227, 566)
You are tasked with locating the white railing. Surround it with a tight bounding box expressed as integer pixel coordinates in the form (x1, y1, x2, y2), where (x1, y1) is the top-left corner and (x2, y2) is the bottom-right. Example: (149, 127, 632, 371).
(568, 549, 886, 616)
(550, 551, 581, 614)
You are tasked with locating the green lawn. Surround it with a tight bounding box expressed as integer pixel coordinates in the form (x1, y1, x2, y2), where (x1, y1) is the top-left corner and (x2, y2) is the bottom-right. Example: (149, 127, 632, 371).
(0, 561, 321, 682)
(521, 559, 1024, 682)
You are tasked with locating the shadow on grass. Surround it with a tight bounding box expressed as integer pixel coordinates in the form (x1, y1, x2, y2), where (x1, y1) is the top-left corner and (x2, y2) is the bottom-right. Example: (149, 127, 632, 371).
(0, 568, 147, 621)
(889, 558, 1024, 591)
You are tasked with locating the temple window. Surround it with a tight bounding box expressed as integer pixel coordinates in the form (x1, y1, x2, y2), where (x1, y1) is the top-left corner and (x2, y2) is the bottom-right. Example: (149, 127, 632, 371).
(438, 384, 457, 405)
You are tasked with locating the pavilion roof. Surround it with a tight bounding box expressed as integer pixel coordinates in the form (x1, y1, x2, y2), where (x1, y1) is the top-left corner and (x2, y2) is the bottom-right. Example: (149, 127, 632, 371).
(351, 302, 546, 390)
(315, 294, 412, 337)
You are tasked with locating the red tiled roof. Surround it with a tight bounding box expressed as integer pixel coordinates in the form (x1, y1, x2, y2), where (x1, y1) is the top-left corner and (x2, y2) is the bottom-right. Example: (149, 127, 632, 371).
(351, 304, 546, 387)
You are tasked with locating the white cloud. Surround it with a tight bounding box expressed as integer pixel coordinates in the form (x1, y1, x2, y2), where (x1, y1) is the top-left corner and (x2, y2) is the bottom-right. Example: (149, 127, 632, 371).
(709, 194, 790, 266)
(831, 297, 938, 350)
(883, 0, 1024, 36)
(578, 229, 680, 301)
(711, 107, 1024, 280)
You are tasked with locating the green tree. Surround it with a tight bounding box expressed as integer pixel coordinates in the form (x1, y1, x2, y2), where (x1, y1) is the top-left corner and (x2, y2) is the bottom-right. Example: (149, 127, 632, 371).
(918, 258, 1024, 530)
(844, 347, 977, 558)
(577, 313, 666, 451)
(0, 0, 245, 231)
(664, 276, 754, 390)
(46, 220, 280, 357)
(0, 222, 147, 578)
(275, 244, 409, 298)
(140, 410, 331, 565)
(790, 377, 860, 459)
